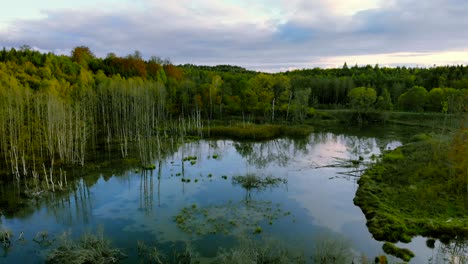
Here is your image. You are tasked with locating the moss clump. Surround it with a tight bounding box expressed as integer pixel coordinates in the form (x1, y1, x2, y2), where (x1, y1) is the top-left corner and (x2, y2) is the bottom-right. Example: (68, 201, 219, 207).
(382, 242, 414, 262)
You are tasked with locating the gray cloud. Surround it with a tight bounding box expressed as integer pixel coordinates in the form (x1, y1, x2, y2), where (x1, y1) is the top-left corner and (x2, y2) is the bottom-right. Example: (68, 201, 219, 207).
(1, 0, 467, 71)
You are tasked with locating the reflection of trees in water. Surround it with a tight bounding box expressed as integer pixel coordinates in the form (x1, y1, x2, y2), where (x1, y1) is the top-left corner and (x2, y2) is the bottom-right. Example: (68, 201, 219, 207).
(234, 137, 311, 169)
(139, 170, 154, 215)
(232, 174, 287, 201)
(430, 240, 468, 264)
(48, 179, 93, 225)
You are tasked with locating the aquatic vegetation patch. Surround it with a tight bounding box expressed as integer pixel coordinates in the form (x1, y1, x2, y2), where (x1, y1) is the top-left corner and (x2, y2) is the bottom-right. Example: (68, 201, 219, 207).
(174, 201, 292, 236)
(46, 229, 126, 264)
(183, 156, 198, 162)
(382, 242, 414, 262)
(232, 174, 287, 190)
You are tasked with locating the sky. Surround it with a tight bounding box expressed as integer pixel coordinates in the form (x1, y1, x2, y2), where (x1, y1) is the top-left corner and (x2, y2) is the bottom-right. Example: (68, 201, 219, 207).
(1, 0, 468, 72)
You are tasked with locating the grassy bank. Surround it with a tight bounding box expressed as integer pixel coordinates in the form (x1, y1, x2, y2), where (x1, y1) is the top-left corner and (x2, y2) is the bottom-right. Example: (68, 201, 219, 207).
(315, 109, 467, 130)
(354, 130, 468, 261)
(192, 123, 313, 141)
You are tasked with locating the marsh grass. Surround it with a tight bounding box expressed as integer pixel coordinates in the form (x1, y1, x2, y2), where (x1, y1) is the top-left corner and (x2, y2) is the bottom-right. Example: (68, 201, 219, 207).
(137, 240, 200, 264)
(194, 123, 313, 140)
(214, 236, 306, 264)
(0, 228, 12, 248)
(46, 229, 126, 264)
(311, 235, 353, 264)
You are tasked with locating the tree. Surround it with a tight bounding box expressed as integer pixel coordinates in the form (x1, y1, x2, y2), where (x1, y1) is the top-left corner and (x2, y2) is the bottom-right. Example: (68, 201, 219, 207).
(375, 88, 393, 111)
(347, 87, 377, 113)
(398, 86, 428, 112)
(71, 46, 94, 69)
(426, 88, 444, 112)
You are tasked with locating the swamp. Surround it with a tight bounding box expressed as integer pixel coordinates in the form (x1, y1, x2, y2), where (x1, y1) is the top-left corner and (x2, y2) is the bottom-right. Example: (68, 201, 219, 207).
(0, 123, 466, 263)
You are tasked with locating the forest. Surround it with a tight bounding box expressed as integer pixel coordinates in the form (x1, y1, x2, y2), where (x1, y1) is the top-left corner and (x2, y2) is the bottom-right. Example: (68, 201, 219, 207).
(0, 45, 467, 181)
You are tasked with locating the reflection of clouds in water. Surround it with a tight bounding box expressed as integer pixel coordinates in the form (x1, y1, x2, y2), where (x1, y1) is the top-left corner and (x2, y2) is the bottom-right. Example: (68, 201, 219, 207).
(287, 168, 363, 232)
(92, 171, 208, 242)
(385, 140, 402, 150)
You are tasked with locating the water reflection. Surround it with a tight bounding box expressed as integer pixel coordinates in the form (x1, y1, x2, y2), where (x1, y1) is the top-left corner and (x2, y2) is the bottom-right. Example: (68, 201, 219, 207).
(0, 125, 465, 263)
(430, 240, 468, 264)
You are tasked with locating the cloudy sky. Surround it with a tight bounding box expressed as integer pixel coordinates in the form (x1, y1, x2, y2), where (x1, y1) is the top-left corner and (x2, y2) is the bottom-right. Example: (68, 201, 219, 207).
(1, 0, 468, 72)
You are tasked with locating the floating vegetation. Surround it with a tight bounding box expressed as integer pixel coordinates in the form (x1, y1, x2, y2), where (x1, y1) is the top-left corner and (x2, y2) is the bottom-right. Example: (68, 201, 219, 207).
(212, 154, 219, 159)
(382, 242, 414, 262)
(190, 161, 196, 165)
(221, 175, 228, 180)
(143, 164, 156, 170)
(232, 174, 286, 191)
(46, 229, 126, 264)
(208, 174, 213, 178)
(253, 226, 262, 234)
(174, 200, 292, 236)
(183, 156, 198, 162)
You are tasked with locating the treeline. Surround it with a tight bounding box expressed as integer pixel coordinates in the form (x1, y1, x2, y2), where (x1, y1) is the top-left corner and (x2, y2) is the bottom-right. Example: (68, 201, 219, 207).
(0, 46, 467, 180)
(2, 46, 468, 119)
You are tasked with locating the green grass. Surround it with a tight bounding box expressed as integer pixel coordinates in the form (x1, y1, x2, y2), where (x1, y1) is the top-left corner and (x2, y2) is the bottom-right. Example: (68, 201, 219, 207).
(354, 132, 468, 261)
(194, 123, 313, 141)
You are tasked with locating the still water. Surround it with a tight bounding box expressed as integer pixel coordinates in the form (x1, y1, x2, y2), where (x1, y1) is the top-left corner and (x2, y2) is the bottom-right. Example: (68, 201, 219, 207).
(0, 125, 464, 263)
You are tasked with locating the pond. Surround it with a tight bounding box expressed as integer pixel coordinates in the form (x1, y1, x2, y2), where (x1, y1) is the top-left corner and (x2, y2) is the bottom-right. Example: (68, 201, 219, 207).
(0, 125, 465, 263)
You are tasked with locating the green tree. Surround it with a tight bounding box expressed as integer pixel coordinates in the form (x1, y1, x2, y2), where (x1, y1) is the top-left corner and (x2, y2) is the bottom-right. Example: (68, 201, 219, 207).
(347, 87, 377, 113)
(426, 88, 444, 112)
(375, 88, 393, 111)
(398, 86, 428, 112)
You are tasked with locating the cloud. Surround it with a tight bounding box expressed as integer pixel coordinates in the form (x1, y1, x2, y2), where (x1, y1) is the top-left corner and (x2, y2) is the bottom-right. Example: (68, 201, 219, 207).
(1, 0, 467, 71)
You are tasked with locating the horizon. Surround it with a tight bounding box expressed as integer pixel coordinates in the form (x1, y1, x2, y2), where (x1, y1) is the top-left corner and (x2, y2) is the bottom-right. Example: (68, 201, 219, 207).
(1, 0, 468, 72)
